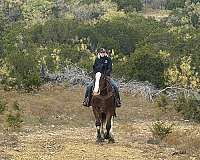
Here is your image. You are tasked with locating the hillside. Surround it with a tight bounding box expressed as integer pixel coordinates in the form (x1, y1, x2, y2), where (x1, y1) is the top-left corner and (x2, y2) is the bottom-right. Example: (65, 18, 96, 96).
(0, 85, 200, 160)
(0, 0, 200, 159)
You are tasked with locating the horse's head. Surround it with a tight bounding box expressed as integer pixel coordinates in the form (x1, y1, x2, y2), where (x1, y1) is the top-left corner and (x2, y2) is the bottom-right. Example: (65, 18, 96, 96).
(93, 72, 112, 96)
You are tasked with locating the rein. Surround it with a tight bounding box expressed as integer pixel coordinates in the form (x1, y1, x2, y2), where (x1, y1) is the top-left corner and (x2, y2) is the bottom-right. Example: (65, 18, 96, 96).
(100, 77, 112, 94)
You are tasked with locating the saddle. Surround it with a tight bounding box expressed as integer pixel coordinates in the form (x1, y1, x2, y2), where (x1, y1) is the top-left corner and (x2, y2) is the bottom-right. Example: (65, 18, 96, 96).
(89, 79, 118, 107)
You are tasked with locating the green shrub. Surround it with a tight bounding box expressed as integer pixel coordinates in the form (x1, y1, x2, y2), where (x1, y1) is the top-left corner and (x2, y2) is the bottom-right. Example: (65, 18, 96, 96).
(12, 101, 20, 111)
(1, 76, 17, 91)
(165, 0, 186, 10)
(0, 98, 7, 114)
(79, 0, 96, 5)
(71, 1, 117, 21)
(150, 121, 174, 140)
(6, 101, 23, 129)
(112, 53, 129, 78)
(7, 52, 41, 91)
(128, 45, 166, 87)
(111, 0, 143, 12)
(6, 112, 23, 129)
(165, 56, 200, 90)
(78, 12, 162, 56)
(174, 92, 200, 122)
(79, 56, 94, 72)
(60, 44, 90, 64)
(30, 18, 79, 44)
(155, 94, 169, 111)
(45, 55, 56, 72)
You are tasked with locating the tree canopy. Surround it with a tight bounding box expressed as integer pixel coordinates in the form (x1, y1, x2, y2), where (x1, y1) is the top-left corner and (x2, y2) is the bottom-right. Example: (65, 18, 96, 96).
(0, 0, 199, 90)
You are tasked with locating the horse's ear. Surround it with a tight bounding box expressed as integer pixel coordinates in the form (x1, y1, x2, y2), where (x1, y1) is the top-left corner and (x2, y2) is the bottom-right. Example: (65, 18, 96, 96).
(88, 71, 94, 78)
(105, 76, 111, 81)
(91, 73, 95, 79)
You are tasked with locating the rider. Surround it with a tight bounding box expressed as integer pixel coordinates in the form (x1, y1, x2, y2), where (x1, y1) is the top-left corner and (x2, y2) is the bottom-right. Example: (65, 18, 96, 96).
(82, 48, 121, 107)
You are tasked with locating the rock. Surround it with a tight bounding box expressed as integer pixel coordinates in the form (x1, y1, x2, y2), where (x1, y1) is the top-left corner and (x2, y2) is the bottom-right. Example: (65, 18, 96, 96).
(147, 138, 160, 144)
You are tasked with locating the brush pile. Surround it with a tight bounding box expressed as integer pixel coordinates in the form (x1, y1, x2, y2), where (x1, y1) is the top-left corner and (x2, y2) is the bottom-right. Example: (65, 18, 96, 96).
(41, 65, 200, 102)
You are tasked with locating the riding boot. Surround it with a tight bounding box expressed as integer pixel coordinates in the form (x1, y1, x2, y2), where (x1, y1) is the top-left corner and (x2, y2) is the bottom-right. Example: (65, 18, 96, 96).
(83, 97, 89, 107)
(115, 92, 121, 107)
(116, 98, 121, 107)
(83, 85, 93, 107)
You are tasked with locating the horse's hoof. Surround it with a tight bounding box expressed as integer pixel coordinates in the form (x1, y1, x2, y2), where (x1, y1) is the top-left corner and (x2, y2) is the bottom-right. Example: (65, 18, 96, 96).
(96, 137, 104, 143)
(104, 133, 110, 140)
(108, 137, 115, 143)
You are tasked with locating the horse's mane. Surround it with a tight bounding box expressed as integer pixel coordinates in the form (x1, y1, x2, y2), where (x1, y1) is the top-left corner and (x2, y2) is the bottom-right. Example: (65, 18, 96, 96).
(100, 75, 113, 96)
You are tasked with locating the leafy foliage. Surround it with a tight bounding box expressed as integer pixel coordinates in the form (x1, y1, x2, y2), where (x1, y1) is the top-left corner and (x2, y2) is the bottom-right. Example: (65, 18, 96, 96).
(166, 0, 200, 28)
(0, 97, 23, 130)
(165, 0, 186, 10)
(150, 121, 174, 140)
(0, 0, 200, 90)
(30, 18, 79, 44)
(174, 92, 200, 122)
(6, 112, 23, 129)
(78, 12, 163, 55)
(111, 0, 143, 12)
(6, 52, 41, 91)
(6, 101, 23, 129)
(155, 94, 169, 110)
(165, 56, 200, 89)
(128, 45, 166, 87)
(0, 98, 7, 114)
(71, 1, 118, 21)
(21, 0, 55, 27)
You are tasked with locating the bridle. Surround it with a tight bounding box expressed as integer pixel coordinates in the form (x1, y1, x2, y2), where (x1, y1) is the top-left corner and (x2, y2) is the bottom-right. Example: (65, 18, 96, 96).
(98, 75, 112, 95)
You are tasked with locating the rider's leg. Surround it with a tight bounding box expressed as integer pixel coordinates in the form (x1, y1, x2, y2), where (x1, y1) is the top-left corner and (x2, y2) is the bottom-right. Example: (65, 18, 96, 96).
(110, 79, 121, 107)
(83, 82, 93, 107)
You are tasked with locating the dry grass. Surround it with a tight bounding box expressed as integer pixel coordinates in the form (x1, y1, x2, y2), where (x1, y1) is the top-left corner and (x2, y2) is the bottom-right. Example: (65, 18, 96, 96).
(0, 85, 200, 160)
(0, 85, 94, 127)
(165, 125, 200, 157)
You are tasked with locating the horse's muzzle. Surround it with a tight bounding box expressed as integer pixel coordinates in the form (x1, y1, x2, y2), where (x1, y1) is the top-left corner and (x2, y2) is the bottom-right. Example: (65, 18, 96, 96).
(93, 91, 100, 96)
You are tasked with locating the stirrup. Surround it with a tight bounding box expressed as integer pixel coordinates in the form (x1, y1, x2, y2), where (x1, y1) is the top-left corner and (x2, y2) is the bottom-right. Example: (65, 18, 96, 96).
(116, 99, 121, 107)
(83, 97, 90, 107)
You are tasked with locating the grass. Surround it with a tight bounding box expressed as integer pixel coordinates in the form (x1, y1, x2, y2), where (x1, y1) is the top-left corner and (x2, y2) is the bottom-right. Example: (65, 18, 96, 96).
(165, 125, 200, 157)
(0, 85, 95, 127)
(0, 85, 200, 159)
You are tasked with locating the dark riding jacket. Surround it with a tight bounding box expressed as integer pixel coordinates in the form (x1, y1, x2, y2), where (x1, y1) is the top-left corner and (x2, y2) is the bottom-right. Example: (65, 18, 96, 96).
(93, 56, 112, 76)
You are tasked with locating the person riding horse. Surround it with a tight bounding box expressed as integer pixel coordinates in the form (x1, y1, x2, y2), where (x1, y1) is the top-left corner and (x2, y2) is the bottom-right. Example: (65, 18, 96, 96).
(83, 48, 121, 107)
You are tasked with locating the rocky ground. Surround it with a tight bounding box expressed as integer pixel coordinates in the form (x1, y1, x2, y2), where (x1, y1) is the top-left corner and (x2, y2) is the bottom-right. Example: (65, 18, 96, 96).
(0, 85, 200, 160)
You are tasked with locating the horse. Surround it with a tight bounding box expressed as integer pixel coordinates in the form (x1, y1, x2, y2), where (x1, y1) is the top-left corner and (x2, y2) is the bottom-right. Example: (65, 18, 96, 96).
(91, 72, 116, 143)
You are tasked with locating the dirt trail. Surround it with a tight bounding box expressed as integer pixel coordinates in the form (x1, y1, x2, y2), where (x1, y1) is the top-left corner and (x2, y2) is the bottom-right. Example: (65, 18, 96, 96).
(0, 86, 199, 160)
(1, 123, 180, 160)
(6, 125, 146, 160)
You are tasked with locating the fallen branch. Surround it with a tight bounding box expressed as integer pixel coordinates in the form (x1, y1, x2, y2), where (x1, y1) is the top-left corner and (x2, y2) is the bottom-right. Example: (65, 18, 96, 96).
(40, 65, 200, 102)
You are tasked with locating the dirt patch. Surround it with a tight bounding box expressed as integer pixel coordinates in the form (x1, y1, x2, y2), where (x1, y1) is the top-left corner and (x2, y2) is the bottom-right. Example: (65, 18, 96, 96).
(0, 86, 199, 160)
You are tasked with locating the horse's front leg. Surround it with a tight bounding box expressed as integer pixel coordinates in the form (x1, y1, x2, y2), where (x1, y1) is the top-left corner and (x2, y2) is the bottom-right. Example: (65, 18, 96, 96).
(100, 116, 105, 141)
(105, 115, 115, 143)
(96, 120, 102, 142)
(93, 108, 104, 143)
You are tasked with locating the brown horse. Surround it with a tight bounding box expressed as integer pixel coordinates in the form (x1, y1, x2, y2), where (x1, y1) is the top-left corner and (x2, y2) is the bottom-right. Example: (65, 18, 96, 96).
(91, 72, 116, 143)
